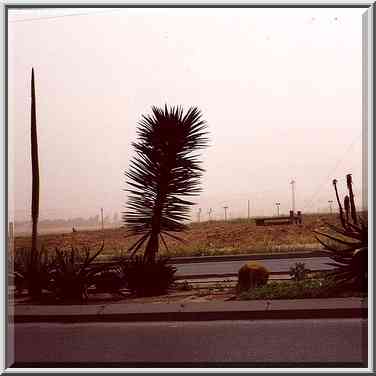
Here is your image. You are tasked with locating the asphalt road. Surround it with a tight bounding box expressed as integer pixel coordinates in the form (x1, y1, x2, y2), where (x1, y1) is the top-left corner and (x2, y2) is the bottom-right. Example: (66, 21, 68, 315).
(13, 319, 367, 366)
(174, 256, 333, 277)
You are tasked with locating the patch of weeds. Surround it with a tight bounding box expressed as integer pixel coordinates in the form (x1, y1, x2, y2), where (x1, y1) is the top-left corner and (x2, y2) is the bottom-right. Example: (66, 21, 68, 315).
(289, 262, 310, 281)
(175, 280, 193, 291)
(197, 288, 211, 297)
(239, 279, 366, 300)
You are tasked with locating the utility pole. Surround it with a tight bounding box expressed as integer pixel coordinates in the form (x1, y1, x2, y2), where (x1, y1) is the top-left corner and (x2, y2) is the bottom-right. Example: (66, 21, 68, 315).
(247, 200, 250, 220)
(208, 208, 213, 221)
(328, 200, 333, 214)
(223, 206, 228, 221)
(9, 222, 14, 255)
(198, 208, 202, 223)
(275, 202, 281, 216)
(101, 208, 104, 231)
(290, 179, 296, 213)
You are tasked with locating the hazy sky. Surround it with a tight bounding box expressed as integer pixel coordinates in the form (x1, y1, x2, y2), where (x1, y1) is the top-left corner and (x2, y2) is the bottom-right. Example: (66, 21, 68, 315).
(8, 7, 366, 222)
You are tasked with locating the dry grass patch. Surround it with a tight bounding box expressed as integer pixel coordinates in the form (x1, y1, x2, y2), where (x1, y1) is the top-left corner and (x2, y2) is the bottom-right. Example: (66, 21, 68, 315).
(13, 213, 340, 259)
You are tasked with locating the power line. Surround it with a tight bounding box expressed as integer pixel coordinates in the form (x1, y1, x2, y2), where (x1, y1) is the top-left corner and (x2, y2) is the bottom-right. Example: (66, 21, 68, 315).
(9, 9, 119, 23)
(303, 133, 362, 209)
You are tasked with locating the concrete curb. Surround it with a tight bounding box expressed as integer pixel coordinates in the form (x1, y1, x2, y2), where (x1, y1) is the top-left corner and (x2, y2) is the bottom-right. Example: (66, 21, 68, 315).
(168, 251, 328, 264)
(12, 298, 367, 323)
(175, 269, 329, 280)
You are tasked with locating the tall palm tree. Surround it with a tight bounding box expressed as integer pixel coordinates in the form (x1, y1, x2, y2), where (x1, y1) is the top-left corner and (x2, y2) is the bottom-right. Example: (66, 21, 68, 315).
(123, 105, 209, 263)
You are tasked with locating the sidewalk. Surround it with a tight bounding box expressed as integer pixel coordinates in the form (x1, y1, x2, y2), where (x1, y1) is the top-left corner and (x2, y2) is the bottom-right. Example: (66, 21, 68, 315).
(12, 297, 367, 323)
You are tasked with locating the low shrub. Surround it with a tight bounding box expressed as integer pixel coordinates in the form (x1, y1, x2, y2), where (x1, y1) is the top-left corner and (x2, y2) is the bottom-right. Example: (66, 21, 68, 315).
(237, 261, 269, 293)
(289, 262, 310, 281)
(175, 280, 193, 291)
(124, 256, 176, 297)
(90, 265, 126, 295)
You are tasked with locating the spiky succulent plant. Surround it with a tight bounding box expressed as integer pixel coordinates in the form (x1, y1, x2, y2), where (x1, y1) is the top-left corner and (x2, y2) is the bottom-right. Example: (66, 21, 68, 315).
(315, 174, 367, 291)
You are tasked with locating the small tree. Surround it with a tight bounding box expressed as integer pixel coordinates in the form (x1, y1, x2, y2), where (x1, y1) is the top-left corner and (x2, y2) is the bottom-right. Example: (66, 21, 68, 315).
(123, 105, 209, 263)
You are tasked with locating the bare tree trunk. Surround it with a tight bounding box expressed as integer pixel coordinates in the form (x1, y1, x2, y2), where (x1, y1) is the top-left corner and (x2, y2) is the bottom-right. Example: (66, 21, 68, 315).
(31, 68, 39, 257)
(30, 68, 40, 298)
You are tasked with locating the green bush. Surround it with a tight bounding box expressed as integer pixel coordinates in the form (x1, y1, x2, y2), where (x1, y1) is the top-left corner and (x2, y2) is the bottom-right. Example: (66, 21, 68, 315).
(124, 256, 176, 297)
(237, 261, 269, 293)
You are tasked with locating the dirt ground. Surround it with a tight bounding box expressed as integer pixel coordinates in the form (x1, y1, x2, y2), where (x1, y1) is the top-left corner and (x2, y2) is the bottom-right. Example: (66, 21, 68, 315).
(12, 285, 237, 306)
(13, 213, 339, 258)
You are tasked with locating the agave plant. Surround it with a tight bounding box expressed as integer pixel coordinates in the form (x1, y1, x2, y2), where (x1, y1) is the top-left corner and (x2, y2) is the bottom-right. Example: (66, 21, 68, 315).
(49, 242, 109, 301)
(123, 105, 209, 263)
(314, 174, 367, 291)
(12, 246, 54, 298)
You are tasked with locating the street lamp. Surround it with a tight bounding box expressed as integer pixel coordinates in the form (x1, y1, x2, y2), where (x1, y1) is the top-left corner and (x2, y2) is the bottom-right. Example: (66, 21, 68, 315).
(275, 202, 281, 216)
(328, 200, 333, 214)
(223, 206, 228, 221)
(208, 208, 213, 221)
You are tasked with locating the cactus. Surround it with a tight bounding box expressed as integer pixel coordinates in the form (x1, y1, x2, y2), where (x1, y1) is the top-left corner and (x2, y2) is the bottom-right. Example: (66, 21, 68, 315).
(237, 261, 269, 292)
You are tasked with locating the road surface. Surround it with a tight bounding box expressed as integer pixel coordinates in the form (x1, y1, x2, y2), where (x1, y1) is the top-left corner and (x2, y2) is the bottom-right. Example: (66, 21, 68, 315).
(174, 256, 333, 277)
(12, 319, 367, 366)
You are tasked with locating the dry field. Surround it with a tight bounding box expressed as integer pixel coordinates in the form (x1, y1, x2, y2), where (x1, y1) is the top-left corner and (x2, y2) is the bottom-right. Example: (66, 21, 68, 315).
(13, 213, 341, 260)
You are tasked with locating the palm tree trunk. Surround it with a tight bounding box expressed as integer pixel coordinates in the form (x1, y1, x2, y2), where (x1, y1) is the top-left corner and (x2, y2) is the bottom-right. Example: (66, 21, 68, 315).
(144, 231, 159, 263)
(143, 184, 167, 263)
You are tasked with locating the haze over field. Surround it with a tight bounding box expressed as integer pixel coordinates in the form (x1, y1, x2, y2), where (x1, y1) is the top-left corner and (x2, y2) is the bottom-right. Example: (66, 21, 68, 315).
(8, 7, 365, 222)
